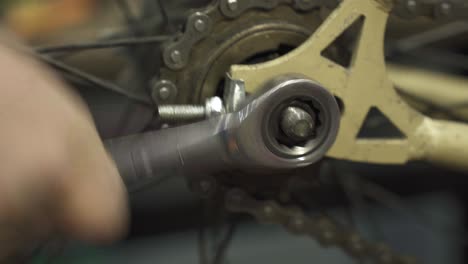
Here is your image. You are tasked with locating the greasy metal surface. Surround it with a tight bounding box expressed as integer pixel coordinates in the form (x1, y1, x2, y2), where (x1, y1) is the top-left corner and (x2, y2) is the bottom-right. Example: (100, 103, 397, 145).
(225, 189, 418, 264)
(229, 0, 468, 170)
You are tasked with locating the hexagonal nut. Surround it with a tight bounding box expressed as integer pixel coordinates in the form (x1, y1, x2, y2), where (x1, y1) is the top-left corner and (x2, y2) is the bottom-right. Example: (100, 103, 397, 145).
(205, 96, 225, 117)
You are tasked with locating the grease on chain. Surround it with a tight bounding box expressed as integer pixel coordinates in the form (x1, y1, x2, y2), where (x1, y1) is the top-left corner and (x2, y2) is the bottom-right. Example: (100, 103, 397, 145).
(225, 189, 419, 264)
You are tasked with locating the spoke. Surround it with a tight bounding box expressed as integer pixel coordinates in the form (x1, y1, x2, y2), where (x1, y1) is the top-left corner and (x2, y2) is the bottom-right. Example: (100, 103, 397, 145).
(392, 21, 468, 54)
(36, 36, 170, 54)
(212, 222, 237, 264)
(38, 54, 153, 105)
(115, 0, 156, 94)
(156, 0, 173, 32)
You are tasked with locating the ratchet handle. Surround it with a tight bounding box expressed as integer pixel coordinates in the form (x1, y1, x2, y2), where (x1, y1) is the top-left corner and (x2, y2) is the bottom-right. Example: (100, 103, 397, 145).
(105, 76, 341, 189)
(105, 118, 229, 189)
(105, 129, 183, 187)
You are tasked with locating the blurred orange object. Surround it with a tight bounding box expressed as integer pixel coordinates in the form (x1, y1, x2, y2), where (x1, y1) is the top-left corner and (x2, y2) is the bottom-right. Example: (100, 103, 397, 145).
(5, 0, 97, 40)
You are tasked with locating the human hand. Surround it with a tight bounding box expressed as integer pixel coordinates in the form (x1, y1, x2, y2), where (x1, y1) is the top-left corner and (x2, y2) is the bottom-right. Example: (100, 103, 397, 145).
(0, 42, 128, 260)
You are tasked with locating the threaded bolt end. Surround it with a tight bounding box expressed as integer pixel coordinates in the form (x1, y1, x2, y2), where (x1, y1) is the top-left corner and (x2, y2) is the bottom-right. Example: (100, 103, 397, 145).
(158, 105, 206, 123)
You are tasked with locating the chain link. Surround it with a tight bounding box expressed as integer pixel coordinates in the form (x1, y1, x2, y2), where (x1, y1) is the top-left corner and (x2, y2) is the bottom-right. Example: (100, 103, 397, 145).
(225, 189, 419, 264)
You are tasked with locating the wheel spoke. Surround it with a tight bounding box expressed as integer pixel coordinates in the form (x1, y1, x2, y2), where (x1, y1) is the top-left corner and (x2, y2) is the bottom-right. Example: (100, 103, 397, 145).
(36, 36, 170, 54)
(212, 222, 237, 264)
(38, 54, 153, 105)
(155, 0, 173, 32)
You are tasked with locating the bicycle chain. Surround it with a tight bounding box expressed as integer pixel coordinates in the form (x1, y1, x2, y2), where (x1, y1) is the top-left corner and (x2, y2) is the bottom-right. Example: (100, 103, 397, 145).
(225, 188, 419, 264)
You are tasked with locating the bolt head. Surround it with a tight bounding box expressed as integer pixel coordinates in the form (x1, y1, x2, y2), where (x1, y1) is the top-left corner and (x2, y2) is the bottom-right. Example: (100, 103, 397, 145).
(281, 106, 316, 141)
(194, 18, 207, 32)
(227, 0, 239, 11)
(205, 96, 225, 117)
(293, 120, 314, 138)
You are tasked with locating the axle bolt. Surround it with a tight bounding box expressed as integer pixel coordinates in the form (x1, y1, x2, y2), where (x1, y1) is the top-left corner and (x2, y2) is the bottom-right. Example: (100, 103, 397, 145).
(281, 106, 316, 141)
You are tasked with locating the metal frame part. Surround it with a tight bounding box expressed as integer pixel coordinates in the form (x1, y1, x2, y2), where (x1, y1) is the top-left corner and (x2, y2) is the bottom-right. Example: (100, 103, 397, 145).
(230, 0, 468, 170)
